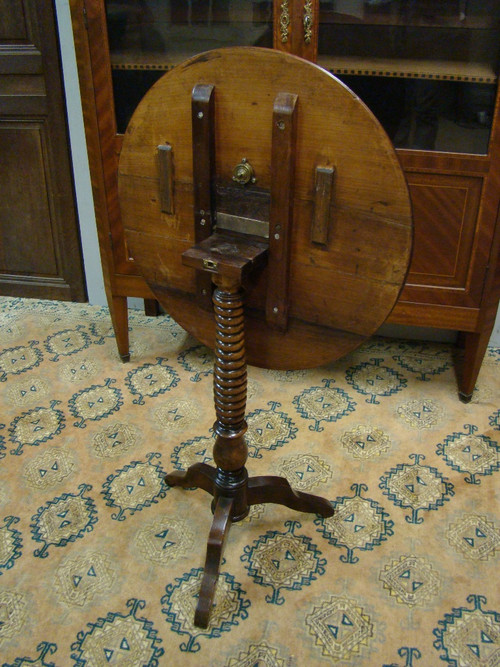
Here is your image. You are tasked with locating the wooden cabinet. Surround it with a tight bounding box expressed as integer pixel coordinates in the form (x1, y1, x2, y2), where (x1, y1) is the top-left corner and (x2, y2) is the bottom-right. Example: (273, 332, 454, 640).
(0, 0, 86, 302)
(69, 0, 500, 400)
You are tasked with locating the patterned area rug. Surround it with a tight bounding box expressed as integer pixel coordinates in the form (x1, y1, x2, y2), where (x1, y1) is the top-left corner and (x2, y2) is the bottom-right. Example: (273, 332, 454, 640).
(0, 296, 499, 666)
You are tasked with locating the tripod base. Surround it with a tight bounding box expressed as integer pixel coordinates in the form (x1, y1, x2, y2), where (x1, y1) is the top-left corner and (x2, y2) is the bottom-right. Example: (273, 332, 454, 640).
(166, 462, 334, 628)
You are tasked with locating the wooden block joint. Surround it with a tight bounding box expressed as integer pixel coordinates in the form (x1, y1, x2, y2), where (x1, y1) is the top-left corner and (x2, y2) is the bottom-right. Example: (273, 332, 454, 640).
(311, 166, 335, 246)
(157, 144, 173, 214)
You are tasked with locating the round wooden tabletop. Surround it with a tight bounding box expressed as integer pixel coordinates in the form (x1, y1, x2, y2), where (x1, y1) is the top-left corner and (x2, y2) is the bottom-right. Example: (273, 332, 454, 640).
(119, 47, 412, 369)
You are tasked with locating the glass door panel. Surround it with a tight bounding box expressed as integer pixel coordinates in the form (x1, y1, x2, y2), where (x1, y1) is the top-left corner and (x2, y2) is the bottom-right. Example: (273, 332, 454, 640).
(105, 0, 274, 132)
(318, 1, 500, 153)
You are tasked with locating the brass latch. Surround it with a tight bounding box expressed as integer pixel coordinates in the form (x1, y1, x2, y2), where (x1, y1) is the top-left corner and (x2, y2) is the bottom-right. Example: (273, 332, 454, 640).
(232, 158, 256, 185)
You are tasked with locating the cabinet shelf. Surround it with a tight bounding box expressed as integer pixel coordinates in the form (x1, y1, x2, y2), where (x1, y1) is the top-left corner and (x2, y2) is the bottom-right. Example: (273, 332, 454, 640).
(110, 52, 181, 71)
(320, 11, 498, 31)
(318, 55, 497, 83)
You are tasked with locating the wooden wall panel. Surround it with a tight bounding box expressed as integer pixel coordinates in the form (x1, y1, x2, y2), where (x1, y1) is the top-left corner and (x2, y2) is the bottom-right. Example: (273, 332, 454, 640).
(0, 124, 58, 276)
(0, 0, 27, 40)
(0, 0, 85, 301)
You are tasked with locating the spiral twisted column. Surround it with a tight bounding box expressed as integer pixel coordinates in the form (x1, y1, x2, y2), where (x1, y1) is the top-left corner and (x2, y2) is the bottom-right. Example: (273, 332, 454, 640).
(211, 278, 248, 479)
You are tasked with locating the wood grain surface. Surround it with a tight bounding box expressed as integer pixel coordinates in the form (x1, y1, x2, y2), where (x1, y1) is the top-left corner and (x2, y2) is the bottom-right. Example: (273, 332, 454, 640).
(118, 47, 412, 369)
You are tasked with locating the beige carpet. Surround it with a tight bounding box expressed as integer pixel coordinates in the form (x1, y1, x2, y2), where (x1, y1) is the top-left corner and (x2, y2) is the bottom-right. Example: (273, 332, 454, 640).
(0, 296, 499, 666)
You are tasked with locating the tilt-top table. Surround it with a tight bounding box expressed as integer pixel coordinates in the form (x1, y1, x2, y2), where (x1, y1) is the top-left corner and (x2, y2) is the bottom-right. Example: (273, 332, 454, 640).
(118, 47, 413, 628)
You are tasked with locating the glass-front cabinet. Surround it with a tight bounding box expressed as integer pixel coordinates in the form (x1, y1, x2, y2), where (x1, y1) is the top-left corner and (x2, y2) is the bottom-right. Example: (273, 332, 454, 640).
(105, 1, 274, 132)
(318, 1, 500, 154)
(70, 0, 500, 399)
(316, 1, 500, 154)
(106, 1, 500, 153)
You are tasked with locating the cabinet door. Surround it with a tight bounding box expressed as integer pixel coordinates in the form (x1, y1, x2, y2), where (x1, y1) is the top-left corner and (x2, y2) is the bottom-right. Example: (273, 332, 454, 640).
(95, 1, 274, 276)
(106, 0, 274, 133)
(317, 1, 500, 312)
(318, 1, 499, 155)
(0, 0, 86, 301)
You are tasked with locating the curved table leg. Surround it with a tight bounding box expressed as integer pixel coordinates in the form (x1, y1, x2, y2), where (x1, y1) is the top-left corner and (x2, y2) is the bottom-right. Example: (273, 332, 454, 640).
(247, 475, 334, 517)
(195, 495, 234, 628)
(166, 462, 217, 496)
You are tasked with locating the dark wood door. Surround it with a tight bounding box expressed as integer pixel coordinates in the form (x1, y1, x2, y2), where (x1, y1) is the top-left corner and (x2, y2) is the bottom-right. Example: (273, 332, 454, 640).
(0, 0, 86, 301)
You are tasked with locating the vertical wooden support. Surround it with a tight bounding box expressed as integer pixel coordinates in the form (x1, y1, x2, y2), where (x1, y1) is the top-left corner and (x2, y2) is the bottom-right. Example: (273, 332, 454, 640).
(192, 83, 216, 308)
(267, 92, 298, 331)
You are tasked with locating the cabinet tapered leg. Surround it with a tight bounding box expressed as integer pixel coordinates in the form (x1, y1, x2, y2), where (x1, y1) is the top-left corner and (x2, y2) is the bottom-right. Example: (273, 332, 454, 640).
(110, 295, 130, 362)
(458, 326, 495, 402)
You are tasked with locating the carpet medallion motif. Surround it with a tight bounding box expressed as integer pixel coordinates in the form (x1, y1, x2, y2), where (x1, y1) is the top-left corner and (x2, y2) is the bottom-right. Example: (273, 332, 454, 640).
(135, 515, 194, 565)
(101, 452, 167, 521)
(341, 424, 392, 460)
(0, 297, 498, 664)
(379, 554, 441, 607)
(171, 434, 214, 469)
(446, 513, 500, 561)
(0, 342, 43, 381)
(392, 344, 451, 381)
(44, 326, 92, 361)
(396, 397, 445, 430)
(306, 594, 375, 661)
(276, 453, 332, 491)
(22, 445, 76, 489)
(161, 568, 250, 653)
(154, 399, 199, 432)
(433, 594, 500, 665)
(6, 375, 49, 407)
(241, 519, 327, 605)
(0, 516, 22, 575)
(125, 359, 179, 405)
(177, 345, 214, 382)
(71, 598, 164, 665)
(0, 590, 27, 646)
(92, 421, 140, 459)
(380, 454, 455, 524)
(346, 358, 407, 404)
(293, 379, 356, 431)
(68, 379, 123, 428)
(246, 402, 297, 458)
(30, 483, 98, 558)
(8, 401, 66, 456)
(315, 483, 394, 564)
(226, 639, 287, 666)
(436, 424, 500, 485)
(54, 550, 116, 606)
(60, 357, 98, 384)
